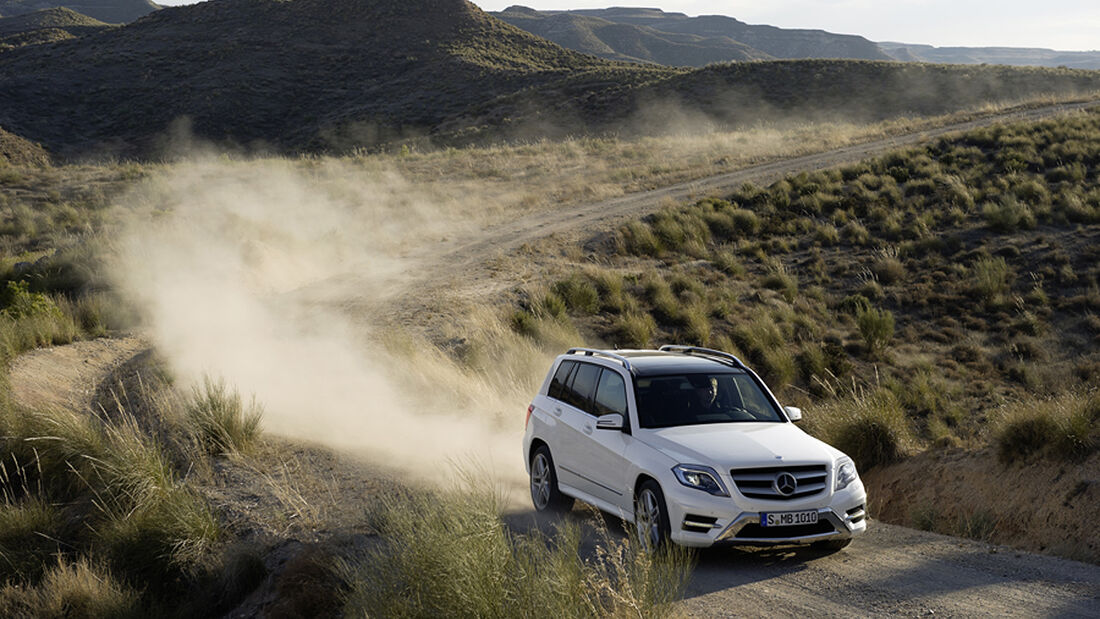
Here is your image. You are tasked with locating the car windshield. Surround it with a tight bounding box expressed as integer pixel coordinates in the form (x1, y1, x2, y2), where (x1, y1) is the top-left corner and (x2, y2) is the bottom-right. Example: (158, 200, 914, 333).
(635, 371, 783, 428)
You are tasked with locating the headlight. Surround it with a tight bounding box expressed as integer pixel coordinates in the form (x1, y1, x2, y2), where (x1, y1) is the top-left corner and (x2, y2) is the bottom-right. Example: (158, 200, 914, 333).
(835, 457, 859, 491)
(672, 464, 729, 497)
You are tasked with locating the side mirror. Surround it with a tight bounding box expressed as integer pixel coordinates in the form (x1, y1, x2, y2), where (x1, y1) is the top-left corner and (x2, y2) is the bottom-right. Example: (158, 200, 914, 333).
(785, 406, 802, 422)
(596, 413, 624, 430)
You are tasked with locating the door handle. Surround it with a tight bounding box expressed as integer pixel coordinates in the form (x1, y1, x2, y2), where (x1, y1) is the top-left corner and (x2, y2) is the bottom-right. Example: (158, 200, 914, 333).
(554, 407, 563, 417)
(583, 424, 593, 435)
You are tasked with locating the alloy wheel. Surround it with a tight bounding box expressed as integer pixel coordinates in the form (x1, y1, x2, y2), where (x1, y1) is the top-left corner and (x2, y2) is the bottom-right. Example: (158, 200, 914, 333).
(530, 452, 551, 510)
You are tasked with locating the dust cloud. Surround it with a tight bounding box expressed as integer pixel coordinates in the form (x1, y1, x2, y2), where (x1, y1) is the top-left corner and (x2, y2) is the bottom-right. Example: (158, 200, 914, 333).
(109, 156, 539, 487)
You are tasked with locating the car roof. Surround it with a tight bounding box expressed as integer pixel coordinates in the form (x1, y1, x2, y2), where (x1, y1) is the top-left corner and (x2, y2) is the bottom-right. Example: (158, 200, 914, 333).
(563, 349, 745, 377)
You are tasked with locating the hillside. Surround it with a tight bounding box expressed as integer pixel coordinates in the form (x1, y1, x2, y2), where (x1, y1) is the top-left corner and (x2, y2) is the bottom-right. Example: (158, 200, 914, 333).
(880, 43, 1100, 71)
(0, 0, 157, 23)
(2, 0, 1099, 159)
(0, 0, 673, 157)
(0, 125, 50, 165)
(553, 7, 890, 61)
(0, 6, 107, 33)
(0, 6, 109, 48)
(493, 6, 771, 66)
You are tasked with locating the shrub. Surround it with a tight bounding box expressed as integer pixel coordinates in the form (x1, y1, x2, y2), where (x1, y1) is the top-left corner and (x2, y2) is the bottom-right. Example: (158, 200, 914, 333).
(995, 393, 1100, 463)
(803, 389, 913, 470)
(0, 558, 140, 618)
(615, 312, 656, 348)
(620, 221, 661, 256)
(970, 256, 1014, 305)
(856, 307, 894, 356)
(343, 480, 692, 617)
(871, 256, 906, 286)
(728, 208, 761, 237)
(185, 376, 263, 455)
(982, 197, 1035, 232)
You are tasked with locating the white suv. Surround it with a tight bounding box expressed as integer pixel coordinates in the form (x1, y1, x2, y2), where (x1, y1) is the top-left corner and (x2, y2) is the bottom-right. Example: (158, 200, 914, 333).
(523, 346, 867, 549)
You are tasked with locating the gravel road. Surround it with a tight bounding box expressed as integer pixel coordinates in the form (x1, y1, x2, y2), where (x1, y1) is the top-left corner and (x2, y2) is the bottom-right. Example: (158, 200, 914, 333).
(680, 522, 1099, 617)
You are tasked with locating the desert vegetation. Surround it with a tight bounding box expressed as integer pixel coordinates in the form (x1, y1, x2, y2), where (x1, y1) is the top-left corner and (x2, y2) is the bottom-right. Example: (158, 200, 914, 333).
(509, 109, 1100, 473)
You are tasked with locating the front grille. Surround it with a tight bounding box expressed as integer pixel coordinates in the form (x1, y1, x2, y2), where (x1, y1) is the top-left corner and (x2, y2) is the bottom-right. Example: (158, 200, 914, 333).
(730, 464, 828, 500)
(735, 520, 836, 539)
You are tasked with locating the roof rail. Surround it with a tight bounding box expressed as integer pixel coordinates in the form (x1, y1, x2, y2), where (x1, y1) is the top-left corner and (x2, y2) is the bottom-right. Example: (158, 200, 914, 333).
(659, 345, 747, 369)
(566, 347, 633, 371)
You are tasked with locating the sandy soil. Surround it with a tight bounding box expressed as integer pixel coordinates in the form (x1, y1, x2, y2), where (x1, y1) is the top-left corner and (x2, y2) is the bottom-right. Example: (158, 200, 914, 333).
(7, 98, 1100, 616)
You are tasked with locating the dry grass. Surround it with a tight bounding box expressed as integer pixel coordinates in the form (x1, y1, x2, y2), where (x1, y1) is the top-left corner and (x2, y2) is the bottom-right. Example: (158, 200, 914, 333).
(362, 95, 1097, 223)
(343, 473, 693, 618)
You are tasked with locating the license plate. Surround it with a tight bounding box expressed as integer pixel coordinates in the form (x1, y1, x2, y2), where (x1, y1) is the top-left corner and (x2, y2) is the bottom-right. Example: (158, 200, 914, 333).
(761, 510, 818, 527)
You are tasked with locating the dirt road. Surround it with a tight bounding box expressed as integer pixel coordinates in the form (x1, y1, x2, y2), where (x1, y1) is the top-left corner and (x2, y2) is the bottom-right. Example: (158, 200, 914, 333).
(680, 522, 1099, 616)
(385, 98, 1100, 334)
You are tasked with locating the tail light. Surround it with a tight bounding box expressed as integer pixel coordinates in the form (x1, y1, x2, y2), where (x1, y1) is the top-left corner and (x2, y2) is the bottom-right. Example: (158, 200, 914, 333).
(525, 404, 534, 429)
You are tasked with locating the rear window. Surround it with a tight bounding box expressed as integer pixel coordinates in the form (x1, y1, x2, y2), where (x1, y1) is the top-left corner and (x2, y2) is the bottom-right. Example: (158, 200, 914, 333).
(563, 363, 602, 412)
(548, 360, 576, 400)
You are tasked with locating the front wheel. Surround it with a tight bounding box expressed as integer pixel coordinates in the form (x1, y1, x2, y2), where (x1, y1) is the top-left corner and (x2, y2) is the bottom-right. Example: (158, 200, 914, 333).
(811, 538, 852, 552)
(634, 480, 671, 549)
(530, 446, 573, 513)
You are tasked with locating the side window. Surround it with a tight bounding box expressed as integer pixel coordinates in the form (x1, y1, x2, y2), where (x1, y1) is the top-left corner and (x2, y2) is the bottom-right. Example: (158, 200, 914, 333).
(548, 360, 576, 401)
(564, 363, 601, 413)
(593, 369, 627, 416)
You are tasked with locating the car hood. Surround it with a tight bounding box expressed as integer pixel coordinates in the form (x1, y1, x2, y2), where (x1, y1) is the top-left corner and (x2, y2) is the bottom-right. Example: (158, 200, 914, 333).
(640, 422, 842, 469)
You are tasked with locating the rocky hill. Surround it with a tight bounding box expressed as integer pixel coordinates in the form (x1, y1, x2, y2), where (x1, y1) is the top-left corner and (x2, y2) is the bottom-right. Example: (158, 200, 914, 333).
(493, 6, 770, 66)
(511, 6, 890, 61)
(0, 125, 50, 165)
(0, 0, 673, 157)
(0, 0, 158, 24)
(0, 6, 109, 48)
(1, 0, 1097, 159)
(880, 43, 1100, 71)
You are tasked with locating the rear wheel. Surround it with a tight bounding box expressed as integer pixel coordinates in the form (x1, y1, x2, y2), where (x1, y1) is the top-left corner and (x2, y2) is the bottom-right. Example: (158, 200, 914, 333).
(530, 445, 573, 513)
(634, 480, 671, 549)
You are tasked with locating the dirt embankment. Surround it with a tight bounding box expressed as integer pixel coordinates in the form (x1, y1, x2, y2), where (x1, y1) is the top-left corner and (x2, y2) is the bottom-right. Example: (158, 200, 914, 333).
(863, 449, 1100, 564)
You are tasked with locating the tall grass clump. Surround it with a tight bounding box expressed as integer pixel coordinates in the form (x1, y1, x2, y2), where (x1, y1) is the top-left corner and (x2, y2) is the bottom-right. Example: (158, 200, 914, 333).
(856, 306, 894, 357)
(0, 402, 221, 593)
(970, 255, 1014, 306)
(0, 557, 141, 618)
(0, 281, 80, 360)
(803, 388, 915, 470)
(185, 376, 263, 455)
(343, 476, 692, 618)
(994, 392, 1100, 463)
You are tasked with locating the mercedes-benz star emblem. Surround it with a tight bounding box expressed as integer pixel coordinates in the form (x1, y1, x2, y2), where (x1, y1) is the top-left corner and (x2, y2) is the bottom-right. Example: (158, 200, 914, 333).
(773, 472, 797, 496)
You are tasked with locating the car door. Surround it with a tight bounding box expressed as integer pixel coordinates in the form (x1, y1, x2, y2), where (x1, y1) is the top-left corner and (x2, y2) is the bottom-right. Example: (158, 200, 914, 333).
(550, 361, 603, 497)
(573, 367, 634, 511)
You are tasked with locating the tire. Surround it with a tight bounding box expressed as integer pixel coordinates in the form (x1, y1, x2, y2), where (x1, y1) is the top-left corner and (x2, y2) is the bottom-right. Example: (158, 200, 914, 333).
(811, 538, 852, 552)
(530, 445, 574, 513)
(634, 479, 671, 549)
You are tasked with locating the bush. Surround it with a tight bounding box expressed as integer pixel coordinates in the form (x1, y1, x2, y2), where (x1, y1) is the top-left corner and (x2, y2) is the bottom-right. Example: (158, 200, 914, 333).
(552, 275, 599, 315)
(803, 389, 913, 470)
(185, 376, 263, 455)
(0, 558, 141, 618)
(856, 307, 894, 356)
(995, 393, 1100, 463)
(615, 312, 656, 348)
(983, 197, 1035, 232)
(343, 480, 693, 617)
(970, 256, 1014, 305)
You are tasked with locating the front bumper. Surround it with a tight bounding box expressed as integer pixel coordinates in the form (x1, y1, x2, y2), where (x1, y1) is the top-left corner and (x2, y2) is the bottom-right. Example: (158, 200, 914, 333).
(662, 476, 868, 547)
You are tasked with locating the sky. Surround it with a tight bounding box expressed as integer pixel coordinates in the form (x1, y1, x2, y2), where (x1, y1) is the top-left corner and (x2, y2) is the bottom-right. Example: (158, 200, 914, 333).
(467, 1, 1100, 51)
